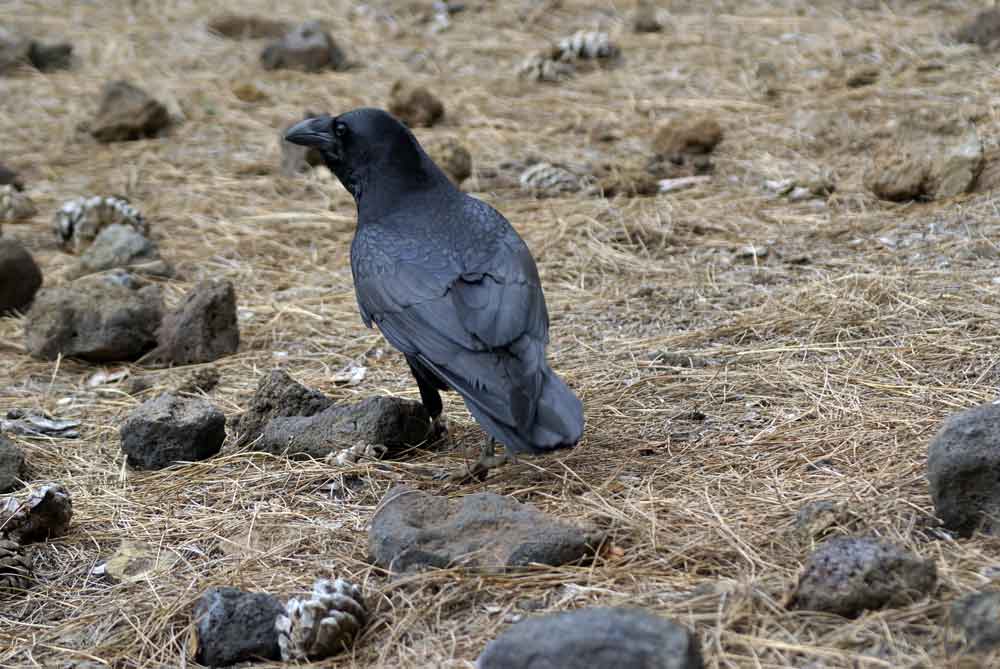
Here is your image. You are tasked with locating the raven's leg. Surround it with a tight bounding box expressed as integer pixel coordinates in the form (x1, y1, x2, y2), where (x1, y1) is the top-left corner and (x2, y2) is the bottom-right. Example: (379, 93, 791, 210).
(407, 356, 447, 439)
(449, 438, 516, 482)
(473, 438, 509, 472)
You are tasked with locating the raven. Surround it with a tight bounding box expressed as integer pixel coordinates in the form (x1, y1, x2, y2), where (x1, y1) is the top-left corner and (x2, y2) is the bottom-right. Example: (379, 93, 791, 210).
(285, 108, 583, 477)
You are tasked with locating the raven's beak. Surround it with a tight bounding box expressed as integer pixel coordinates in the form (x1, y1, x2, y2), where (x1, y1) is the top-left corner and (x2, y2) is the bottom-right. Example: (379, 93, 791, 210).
(284, 115, 333, 148)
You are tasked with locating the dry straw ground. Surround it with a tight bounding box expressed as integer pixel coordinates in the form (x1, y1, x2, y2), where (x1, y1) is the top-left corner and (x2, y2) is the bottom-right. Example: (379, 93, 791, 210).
(3, 0, 1000, 667)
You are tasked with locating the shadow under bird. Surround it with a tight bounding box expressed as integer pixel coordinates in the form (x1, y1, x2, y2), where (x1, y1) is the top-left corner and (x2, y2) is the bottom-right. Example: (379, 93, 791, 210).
(285, 108, 583, 477)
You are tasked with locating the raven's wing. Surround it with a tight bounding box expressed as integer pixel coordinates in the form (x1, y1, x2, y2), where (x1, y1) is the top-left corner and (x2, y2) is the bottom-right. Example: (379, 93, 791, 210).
(351, 201, 549, 435)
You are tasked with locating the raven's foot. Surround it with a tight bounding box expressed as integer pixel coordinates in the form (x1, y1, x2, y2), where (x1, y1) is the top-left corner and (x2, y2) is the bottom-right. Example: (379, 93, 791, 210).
(445, 438, 513, 483)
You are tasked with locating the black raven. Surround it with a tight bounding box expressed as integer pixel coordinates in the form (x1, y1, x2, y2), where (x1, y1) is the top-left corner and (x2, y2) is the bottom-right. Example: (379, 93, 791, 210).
(285, 108, 583, 476)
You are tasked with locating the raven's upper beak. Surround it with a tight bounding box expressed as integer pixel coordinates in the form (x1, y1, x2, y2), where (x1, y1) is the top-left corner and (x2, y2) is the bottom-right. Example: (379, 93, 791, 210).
(284, 115, 333, 148)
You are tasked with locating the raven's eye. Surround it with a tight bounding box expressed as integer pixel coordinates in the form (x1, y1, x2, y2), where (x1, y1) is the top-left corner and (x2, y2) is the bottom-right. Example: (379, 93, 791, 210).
(334, 123, 348, 138)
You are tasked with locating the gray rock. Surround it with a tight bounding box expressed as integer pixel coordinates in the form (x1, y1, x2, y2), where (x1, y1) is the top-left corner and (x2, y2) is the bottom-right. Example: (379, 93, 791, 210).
(28, 41, 72, 71)
(793, 500, 860, 543)
(0, 183, 38, 223)
(0, 29, 71, 74)
(260, 21, 346, 72)
(0, 162, 22, 190)
(24, 271, 162, 362)
(928, 402, 1000, 537)
(0, 483, 72, 544)
(477, 608, 702, 669)
(234, 370, 334, 447)
(152, 279, 239, 365)
(73, 223, 157, 276)
(177, 367, 221, 395)
(369, 485, 606, 573)
(119, 393, 226, 470)
(951, 591, 1000, 652)
(425, 136, 472, 185)
(388, 80, 445, 128)
(0, 238, 42, 314)
(0, 436, 26, 493)
(956, 9, 1000, 49)
(259, 396, 430, 459)
(866, 120, 984, 202)
(933, 125, 984, 200)
(194, 587, 283, 667)
(631, 5, 663, 34)
(787, 536, 937, 618)
(90, 81, 170, 143)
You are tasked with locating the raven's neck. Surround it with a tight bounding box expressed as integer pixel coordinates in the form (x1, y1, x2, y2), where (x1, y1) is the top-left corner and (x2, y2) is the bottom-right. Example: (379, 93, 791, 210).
(337, 136, 454, 221)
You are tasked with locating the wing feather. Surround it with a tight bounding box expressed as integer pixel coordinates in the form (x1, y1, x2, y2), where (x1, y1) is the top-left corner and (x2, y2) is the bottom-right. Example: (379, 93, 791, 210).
(353, 220, 549, 436)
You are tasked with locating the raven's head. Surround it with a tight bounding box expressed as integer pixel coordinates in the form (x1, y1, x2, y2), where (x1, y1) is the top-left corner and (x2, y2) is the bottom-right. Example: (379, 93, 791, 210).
(284, 108, 444, 204)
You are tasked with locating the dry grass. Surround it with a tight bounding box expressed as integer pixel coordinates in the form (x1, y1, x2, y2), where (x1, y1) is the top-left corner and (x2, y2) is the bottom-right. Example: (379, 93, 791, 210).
(4, 0, 1000, 666)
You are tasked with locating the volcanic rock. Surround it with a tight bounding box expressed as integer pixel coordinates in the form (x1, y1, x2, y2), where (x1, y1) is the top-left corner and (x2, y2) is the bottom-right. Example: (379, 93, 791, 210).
(258, 396, 430, 459)
(24, 271, 162, 362)
(90, 81, 170, 143)
(787, 536, 937, 618)
(0, 435, 26, 493)
(260, 21, 347, 72)
(234, 370, 334, 448)
(928, 401, 1000, 537)
(0, 239, 42, 314)
(119, 393, 226, 470)
(369, 485, 606, 573)
(152, 279, 239, 365)
(194, 587, 283, 667)
(388, 80, 444, 128)
(477, 608, 703, 669)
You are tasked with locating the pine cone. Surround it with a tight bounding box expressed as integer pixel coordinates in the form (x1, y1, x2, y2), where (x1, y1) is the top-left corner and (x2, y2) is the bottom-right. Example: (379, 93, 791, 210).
(275, 578, 368, 661)
(519, 162, 586, 196)
(554, 31, 619, 61)
(53, 195, 147, 253)
(0, 483, 73, 544)
(0, 539, 33, 594)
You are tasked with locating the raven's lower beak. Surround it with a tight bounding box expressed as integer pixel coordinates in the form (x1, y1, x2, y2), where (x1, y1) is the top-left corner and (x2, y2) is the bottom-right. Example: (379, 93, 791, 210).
(284, 115, 333, 148)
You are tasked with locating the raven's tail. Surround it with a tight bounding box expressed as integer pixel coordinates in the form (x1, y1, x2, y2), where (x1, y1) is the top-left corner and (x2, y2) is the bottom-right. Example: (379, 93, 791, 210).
(459, 364, 584, 456)
(416, 351, 584, 456)
(522, 365, 584, 451)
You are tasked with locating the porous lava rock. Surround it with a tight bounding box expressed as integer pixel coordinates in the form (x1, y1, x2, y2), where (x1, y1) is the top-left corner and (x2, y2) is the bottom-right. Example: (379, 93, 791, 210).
(866, 119, 983, 202)
(152, 279, 239, 365)
(477, 608, 703, 669)
(258, 397, 430, 459)
(119, 393, 226, 470)
(194, 587, 283, 667)
(928, 401, 1000, 537)
(388, 80, 444, 128)
(90, 81, 170, 142)
(369, 485, 606, 573)
(787, 536, 937, 618)
(234, 370, 334, 448)
(950, 590, 1000, 652)
(0, 239, 42, 314)
(24, 271, 162, 362)
(0, 435, 26, 493)
(260, 21, 346, 72)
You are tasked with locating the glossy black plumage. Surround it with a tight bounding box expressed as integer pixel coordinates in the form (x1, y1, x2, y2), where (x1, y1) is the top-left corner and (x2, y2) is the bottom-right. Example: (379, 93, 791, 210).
(285, 108, 583, 455)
